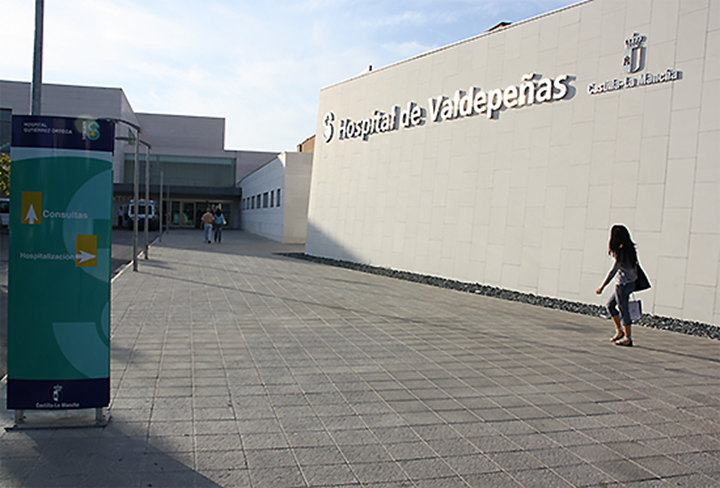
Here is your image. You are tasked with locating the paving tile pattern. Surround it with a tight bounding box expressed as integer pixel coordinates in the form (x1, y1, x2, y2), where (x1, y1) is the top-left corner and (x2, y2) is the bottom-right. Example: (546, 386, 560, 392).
(2, 230, 720, 487)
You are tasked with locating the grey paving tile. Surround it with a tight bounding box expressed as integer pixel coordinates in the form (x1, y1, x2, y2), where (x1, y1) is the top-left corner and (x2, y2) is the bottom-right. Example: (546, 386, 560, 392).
(23, 474, 87, 487)
(486, 450, 546, 471)
(195, 449, 247, 471)
(0, 457, 37, 482)
(286, 430, 337, 448)
(330, 428, 379, 446)
(350, 462, 410, 484)
(245, 448, 297, 469)
(661, 472, 720, 487)
(442, 454, 500, 475)
(371, 425, 420, 444)
(199, 468, 251, 487)
(382, 440, 438, 462)
(303, 463, 359, 486)
(471, 407, 517, 422)
(321, 414, 367, 431)
(594, 459, 658, 482)
(462, 471, 524, 487)
(632, 455, 696, 478)
(147, 434, 195, 453)
(509, 467, 575, 487)
(236, 418, 283, 434)
(143, 451, 195, 472)
(552, 461, 617, 487)
(248, 466, 306, 488)
(670, 451, 720, 475)
(397, 457, 457, 479)
(424, 437, 480, 457)
(293, 446, 346, 466)
(195, 433, 243, 451)
(468, 434, 523, 453)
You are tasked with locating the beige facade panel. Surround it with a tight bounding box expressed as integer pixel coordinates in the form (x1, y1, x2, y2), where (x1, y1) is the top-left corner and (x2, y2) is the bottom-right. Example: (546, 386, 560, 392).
(308, 0, 720, 325)
(240, 152, 313, 244)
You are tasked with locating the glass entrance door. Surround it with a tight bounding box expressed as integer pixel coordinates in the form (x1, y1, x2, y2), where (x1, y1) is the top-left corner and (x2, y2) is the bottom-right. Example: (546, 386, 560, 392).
(181, 202, 196, 228)
(170, 201, 196, 227)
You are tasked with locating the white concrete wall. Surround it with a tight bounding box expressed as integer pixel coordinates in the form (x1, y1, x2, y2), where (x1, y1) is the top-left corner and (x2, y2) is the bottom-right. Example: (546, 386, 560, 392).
(308, 0, 720, 325)
(239, 152, 313, 244)
(240, 157, 285, 242)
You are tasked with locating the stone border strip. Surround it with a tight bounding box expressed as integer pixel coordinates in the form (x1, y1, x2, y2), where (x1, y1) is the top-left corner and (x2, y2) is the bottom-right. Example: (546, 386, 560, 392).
(279, 252, 720, 342)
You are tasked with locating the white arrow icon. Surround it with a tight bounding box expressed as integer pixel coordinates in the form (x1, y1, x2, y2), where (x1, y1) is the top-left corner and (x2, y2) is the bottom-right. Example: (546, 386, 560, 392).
(76, 250, 96, 264)
(24, 204, 39, 224)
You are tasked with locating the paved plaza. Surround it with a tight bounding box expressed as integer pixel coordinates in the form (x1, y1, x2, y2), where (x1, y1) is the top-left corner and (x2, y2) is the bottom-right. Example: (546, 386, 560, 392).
(1, 229, 719, 487)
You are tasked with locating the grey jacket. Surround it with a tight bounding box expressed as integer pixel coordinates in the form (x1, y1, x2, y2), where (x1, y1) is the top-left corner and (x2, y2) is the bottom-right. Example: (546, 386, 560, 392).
(602, 260, 638, 287)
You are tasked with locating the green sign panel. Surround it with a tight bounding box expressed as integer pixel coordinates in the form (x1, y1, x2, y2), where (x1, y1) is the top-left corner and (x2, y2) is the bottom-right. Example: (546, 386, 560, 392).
(7, 116, 114, 410)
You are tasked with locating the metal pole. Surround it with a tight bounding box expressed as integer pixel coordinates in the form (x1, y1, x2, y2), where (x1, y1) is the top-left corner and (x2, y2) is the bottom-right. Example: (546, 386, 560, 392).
(159, 168, 163, 242)
(30, 0, 44, 115)
(144, 146, 149, 259)
(166, 185, 170, 233)
(132, 129, 140, 272)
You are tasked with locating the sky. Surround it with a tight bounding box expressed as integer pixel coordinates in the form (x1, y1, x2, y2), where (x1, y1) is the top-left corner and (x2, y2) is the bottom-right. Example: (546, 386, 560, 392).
(2, 0, 578, 152)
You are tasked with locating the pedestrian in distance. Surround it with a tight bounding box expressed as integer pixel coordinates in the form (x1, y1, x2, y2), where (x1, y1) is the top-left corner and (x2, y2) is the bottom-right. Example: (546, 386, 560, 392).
(201, 209, 214, 243)
(213, 208, 225, 243)
(596, 224, 642, 347)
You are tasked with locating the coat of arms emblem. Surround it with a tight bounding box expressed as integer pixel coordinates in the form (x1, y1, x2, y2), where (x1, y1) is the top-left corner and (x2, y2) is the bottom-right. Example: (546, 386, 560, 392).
(623, 33, 646, 73)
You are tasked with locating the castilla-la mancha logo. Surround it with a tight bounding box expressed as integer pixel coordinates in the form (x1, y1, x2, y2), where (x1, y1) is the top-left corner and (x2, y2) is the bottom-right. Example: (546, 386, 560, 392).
(623, 33, 646, 73)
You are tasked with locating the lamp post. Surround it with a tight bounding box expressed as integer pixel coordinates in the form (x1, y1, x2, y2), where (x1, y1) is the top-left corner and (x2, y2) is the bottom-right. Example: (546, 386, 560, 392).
(132, 133, 140, 271)
(144, 145, 150, 259)
(30, 0, 43, 115)
(159, 167, 164, 243)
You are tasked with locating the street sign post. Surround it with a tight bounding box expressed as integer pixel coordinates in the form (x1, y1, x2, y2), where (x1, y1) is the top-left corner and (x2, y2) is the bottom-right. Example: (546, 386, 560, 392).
(7, 115, 113, 421)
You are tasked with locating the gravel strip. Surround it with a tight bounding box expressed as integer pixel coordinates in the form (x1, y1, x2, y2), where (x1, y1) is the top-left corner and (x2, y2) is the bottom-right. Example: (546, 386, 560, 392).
(279, 252, 720, 341)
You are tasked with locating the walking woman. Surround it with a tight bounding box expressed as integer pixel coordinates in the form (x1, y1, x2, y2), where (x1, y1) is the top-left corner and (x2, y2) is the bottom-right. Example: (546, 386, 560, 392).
(596, 225, 639, 347)
(213, 207, 224, 243)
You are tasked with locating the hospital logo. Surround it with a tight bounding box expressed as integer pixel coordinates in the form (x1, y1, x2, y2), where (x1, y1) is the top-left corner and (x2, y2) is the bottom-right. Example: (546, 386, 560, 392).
(623, 33, 646, 74)
(322, 112, 334, 143)
(82, 120, 101, 141)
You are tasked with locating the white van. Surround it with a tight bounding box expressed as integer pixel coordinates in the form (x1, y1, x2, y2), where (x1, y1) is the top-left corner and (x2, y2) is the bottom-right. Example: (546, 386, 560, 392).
(0, 197, 8, 227)
(121, 199, 158, 230)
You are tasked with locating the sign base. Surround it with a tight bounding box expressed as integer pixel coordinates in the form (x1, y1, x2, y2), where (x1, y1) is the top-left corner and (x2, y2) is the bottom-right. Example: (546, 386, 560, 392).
(6, 407, 110, 431)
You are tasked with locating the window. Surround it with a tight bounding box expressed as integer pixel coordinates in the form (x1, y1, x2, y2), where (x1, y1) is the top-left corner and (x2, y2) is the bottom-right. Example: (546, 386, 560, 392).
(270, 190, 274, 208)
(276, 188, 281, 207)
(263, 192, 269, 208)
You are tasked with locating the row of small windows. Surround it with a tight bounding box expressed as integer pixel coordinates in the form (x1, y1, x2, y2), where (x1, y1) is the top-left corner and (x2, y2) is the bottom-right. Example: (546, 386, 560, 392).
(242, 188, 281, 210)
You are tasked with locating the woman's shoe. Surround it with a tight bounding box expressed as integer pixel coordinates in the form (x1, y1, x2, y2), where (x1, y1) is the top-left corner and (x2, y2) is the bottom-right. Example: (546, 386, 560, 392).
(614, 337, 633, 347)
(610, 330, 625, 342)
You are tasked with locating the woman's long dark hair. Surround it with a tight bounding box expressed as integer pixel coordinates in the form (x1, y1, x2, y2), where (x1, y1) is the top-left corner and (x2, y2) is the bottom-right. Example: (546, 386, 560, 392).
(608, 224, 637, 267)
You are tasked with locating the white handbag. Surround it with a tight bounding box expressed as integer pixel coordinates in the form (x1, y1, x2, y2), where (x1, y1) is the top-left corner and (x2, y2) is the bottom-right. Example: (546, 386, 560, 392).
(628, 294, 642, 321)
